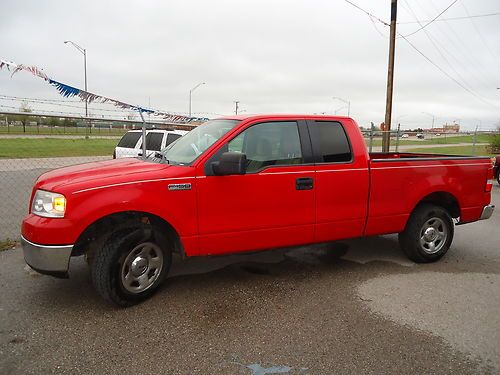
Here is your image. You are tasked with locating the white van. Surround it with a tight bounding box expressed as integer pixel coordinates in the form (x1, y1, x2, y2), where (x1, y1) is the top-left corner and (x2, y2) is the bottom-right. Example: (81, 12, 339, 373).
(114, 129, 188, 159)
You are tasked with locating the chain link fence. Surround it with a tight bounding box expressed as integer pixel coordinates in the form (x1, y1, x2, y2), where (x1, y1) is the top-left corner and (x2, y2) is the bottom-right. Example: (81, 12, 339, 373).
(0, 112, 197, 241)
(0, 113, 498, 241)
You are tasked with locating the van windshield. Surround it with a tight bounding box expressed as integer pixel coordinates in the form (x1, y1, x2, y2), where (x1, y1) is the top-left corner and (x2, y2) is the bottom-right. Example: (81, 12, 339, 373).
(161, 119, 239, 165)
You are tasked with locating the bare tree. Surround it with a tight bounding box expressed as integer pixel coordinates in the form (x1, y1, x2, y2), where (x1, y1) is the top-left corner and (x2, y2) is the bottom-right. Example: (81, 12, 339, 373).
(19, 101, 32, 133)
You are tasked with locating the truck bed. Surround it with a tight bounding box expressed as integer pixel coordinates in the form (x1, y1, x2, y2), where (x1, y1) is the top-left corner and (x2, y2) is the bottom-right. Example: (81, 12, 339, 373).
(364, 152, 492, 236)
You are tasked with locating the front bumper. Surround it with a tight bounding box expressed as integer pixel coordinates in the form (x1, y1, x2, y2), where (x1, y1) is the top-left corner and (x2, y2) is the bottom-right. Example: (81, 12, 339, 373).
(479, 204, 495, 220)
(21, 236, 73, 278)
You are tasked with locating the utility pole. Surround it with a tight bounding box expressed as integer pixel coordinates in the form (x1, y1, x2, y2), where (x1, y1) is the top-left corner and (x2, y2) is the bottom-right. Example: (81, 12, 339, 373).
(382, 0, 397, 153)
(234, 101, 239, 115)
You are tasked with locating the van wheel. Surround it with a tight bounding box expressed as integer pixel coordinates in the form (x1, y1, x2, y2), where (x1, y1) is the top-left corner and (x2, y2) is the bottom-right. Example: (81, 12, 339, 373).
(91, 227, 171, 306)
(398, 204, 454, 263)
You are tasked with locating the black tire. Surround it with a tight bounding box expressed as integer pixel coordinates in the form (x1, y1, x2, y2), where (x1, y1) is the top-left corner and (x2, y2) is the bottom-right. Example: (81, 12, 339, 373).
(91, 227, 172, 306)
(496, 170, 500, 185)
(398, 203, 454, 263)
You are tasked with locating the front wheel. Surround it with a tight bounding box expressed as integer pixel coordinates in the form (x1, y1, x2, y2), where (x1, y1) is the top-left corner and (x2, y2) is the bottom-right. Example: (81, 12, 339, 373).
(91, 227, 171, 306)
(398, 204, 454, 263)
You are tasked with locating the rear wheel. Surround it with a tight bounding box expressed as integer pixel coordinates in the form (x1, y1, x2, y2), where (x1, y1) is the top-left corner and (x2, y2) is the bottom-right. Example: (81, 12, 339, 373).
(398, 204, 454, 263)
(91, 227, 171, 306)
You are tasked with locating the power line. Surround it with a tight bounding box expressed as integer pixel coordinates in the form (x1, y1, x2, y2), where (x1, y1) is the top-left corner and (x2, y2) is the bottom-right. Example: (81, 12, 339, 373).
(460, 1, 499, 61)
(403, 0, 459, 37)
(411, 1, 497, 89)
(397, 33, 497, 108)
(398, 12, 500, 24)
(368, 14, 387, 38)
(343, 0, 389, 26)
(343, 0, 499, 109)
(401, 0, 490, 95)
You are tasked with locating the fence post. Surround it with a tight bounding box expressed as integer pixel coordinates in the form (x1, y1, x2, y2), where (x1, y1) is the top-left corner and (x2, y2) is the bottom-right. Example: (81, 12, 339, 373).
(139, 111, 147, 160)
(472, 126, 478, 155)
(395, 123, 400, 152)
(369, 122, 374, 153)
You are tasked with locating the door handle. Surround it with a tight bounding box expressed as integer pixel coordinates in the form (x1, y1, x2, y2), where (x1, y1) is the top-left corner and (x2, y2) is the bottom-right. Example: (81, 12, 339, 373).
(296, 177, 313, 190)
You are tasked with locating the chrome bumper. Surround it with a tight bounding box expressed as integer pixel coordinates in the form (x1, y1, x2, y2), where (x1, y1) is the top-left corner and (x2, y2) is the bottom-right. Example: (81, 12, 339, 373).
(479, 204, 495, 220)
(21, 236, 73, 278)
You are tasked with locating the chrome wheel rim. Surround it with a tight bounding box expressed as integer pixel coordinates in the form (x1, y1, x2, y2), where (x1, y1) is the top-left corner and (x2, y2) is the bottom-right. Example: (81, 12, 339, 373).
(419, 217, 448, 254)
(121, 242, 163, 294)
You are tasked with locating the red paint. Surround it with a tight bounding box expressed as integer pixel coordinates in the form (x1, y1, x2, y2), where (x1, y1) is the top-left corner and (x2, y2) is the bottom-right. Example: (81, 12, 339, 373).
(22, 115, 493, 257)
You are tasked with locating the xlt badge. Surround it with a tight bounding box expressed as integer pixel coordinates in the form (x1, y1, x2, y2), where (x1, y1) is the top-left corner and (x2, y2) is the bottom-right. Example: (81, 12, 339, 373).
(168, 183, 192, 191)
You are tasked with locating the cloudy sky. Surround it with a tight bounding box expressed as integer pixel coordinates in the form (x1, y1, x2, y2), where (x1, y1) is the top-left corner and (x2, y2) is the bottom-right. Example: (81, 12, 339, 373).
(1, 0, 499, 130)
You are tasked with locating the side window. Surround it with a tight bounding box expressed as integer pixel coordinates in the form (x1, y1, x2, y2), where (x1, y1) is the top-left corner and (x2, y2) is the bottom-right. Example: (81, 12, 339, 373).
(227, 121, 303, 173)
(166, 133, 181, 146)
(316, 121, 352, 163)
(145, 133, 163, 151)
(117, 132, 141, 148)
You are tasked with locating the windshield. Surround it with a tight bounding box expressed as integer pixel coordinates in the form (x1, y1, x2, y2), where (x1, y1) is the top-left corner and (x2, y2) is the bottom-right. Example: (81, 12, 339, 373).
(161, 119, 239, 165)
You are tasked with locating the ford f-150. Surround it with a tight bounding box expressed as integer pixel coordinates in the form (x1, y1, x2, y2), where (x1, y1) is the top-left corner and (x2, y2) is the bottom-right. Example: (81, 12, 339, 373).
(21, 115, 495, 305)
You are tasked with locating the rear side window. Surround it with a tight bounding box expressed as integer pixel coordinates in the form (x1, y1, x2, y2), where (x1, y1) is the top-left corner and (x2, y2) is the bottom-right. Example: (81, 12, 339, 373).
(166, 133, 182, 146)
(316, 121, 351, 163)
(146, 133, 163, 151)
(117, 132, 142, 148)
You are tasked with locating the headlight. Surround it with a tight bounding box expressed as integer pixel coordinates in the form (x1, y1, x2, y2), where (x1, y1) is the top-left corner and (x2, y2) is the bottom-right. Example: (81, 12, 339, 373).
(31, 190, 66, 218)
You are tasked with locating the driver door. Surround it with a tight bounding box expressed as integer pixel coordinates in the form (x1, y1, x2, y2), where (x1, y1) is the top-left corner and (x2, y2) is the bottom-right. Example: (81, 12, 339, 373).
(195, 120, 316, 255)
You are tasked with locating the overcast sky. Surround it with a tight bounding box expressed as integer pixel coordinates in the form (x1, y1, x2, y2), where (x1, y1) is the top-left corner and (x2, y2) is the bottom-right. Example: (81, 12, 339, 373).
(1, 0, 499, 130)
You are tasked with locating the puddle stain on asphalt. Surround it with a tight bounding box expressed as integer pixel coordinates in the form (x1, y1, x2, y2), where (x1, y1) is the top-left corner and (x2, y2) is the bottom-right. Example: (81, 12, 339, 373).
(233, 362, 309, 375)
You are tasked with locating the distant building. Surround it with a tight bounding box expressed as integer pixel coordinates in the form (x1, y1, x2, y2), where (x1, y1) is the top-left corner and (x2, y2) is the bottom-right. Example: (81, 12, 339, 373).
(430, 123, 460, 133)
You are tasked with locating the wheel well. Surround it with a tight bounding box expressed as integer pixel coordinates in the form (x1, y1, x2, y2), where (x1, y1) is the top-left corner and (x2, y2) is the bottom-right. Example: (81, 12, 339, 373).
(72, 211, 183, 258)
(415, 192, 460, 218)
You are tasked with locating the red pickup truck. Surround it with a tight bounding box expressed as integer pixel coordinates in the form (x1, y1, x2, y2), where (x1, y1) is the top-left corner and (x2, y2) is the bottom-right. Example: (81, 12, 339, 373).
(22, 115, 495, 305)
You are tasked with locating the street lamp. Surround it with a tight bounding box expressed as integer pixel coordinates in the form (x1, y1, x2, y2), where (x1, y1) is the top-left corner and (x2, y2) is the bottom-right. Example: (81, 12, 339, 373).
(422, 112, 436, 136)
(395, 114, 407, 131)
(334, 105, 347, 115)
(64, 41, 87, 118)
(333, 97, 350, 117)
(189, 82, 205, 117)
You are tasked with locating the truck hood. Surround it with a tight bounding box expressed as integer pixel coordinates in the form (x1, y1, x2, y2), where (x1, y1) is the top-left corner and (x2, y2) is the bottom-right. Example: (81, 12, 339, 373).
(36, 158, 171, 192)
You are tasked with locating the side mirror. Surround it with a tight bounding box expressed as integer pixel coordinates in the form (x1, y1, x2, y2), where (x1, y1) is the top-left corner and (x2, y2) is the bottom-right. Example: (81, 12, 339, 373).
(212, 152, 247, 175)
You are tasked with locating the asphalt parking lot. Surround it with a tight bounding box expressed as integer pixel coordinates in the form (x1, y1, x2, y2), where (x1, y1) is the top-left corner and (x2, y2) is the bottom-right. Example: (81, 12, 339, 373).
(0, 187, 498, 374)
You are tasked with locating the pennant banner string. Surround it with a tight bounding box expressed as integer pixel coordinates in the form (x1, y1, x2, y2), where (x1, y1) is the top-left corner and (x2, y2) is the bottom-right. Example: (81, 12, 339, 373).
(0, 58, 207, 122)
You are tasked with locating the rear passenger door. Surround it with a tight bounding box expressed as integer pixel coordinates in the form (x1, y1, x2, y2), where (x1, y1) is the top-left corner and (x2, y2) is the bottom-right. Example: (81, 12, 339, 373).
(307, 120, 369, 242)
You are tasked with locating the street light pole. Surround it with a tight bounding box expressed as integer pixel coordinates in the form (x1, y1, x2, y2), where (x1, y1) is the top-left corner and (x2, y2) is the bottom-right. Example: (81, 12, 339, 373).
(189, 82, 205, 117)
(334, 105, 347, 115)
(64, 40, 88, 134)
(422, 112, 435, 139)
(333, 97, 350, 116)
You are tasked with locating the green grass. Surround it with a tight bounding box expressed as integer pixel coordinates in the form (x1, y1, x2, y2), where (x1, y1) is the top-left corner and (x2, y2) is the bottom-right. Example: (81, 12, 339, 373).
(0, 239, 17, 251)
(0, 138, 118, 158)
(0, 125, 127, 136)
(404, 145, 493, 156)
